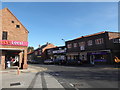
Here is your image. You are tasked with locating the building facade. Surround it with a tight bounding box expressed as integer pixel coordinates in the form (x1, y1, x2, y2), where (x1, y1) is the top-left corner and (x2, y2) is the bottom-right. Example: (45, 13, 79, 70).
(66, 31, 120, 65)
(27, 43, 56, 63)
(45, 46, 66, 60)
(0, 8, 29, 69)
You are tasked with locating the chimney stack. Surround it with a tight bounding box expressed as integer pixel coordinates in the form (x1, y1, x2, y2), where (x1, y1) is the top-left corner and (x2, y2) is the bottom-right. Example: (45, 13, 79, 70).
(38, 45, 41, 48)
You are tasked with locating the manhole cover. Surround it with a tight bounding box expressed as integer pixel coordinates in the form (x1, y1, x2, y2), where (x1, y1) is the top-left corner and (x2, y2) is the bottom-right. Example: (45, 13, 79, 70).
(10, 82, 21, 86)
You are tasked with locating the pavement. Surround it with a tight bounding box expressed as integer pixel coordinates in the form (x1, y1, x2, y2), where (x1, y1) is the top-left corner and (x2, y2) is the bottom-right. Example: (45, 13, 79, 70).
(0, 65, 65, 89)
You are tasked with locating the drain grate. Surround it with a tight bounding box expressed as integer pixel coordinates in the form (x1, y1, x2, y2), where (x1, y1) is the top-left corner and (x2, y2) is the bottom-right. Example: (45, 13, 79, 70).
(10, 82, 21, 86)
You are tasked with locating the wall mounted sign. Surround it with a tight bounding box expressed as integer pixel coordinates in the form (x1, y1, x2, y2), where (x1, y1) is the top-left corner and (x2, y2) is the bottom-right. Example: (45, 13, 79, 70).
(0, 40, 28, 46)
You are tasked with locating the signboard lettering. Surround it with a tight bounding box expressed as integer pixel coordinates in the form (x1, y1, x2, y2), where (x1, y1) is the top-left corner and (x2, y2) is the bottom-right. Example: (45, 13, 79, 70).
(0, 40, 28, 46)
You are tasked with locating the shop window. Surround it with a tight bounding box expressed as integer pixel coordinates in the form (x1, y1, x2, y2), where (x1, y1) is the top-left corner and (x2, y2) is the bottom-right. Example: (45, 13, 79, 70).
(95, 38, 104, 45)
(2, 31, 8, 40)
(16, 25, 20, 28)
(71, 56, 74, 59)
(87, 40, 93, 46)
(47, 50, 51, 54)
(67, 56, 70, 60)
(94, 54, 107, 62)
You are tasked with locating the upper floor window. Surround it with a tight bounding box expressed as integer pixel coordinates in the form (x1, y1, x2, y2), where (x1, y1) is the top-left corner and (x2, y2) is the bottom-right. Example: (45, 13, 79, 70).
(79, 42, 85, 50)
(0, 56, 1, 64)
(11, 21, 14, 23)
(35, 51, 38, 55)
(38, 50, 41, 55)
(95, 38, 104, 45)
(67, 43, 72, 49)
(113, 38, 120, 43)
(2, 31, 8, 40)
(16, 25, 20, 28)
(73, 43, 77, 48)
(87, 40, 93, 46)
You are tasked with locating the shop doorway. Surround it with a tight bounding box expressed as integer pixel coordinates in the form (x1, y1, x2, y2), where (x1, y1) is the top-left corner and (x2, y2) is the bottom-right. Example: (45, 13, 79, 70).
(5, 50, 21, 69)
(88, 52, 109, 65)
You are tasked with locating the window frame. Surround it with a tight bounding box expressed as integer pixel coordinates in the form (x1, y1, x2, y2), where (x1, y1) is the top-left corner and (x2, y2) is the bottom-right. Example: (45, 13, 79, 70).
(2, 31, 8, 40)
(87, 40, 93, 46)
(16, 25, 20, 28)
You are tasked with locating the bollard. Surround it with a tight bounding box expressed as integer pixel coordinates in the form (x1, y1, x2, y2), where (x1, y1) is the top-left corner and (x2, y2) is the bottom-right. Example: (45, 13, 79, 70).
(17, 67, 20, 75)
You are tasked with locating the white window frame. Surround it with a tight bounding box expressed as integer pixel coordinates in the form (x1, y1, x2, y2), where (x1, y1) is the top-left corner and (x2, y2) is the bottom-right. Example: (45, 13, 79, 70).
(79, 42, 85, 50)
(87, 40, 93, 46)
(95, 38, 104, 45)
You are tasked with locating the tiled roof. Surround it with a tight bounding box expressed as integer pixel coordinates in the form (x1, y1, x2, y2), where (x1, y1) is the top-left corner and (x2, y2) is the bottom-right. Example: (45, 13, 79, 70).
(74, 31, 107, 40)
(74, 31, 119, 40)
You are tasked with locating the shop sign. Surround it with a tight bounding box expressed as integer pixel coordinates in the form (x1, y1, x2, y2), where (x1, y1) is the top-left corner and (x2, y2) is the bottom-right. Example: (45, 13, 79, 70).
(0, 40, 28, 46)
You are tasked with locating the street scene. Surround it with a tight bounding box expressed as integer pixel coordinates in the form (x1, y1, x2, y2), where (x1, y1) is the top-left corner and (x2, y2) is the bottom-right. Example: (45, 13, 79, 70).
(0, 1, 120, 90)
(0, 64, 119, 90)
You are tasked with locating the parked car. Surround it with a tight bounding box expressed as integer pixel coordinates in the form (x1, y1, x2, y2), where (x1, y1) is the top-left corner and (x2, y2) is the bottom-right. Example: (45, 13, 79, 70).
(66, 59, 82, 65)
(54, 59, 67, 65)
(44, 59, 54, 64)
(29, 60, 40, 64)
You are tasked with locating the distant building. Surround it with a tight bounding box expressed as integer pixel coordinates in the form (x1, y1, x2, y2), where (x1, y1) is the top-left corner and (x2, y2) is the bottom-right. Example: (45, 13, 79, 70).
(66, 31, 120, 65)
(45, 46, 66, 60)
(27, 42, 56, 63)
(0, 8, 29, 69)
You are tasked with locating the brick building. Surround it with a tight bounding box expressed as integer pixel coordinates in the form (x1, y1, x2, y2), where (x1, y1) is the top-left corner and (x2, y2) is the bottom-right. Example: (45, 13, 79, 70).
(45, 46, 66, 60)
(0, 8, 29, 69)
(27, 43, 56, 63)
(66, 31, 120, 65)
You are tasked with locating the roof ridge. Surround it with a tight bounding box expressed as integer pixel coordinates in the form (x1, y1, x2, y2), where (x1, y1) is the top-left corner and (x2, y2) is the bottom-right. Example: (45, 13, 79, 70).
(74, 31, 109, 40)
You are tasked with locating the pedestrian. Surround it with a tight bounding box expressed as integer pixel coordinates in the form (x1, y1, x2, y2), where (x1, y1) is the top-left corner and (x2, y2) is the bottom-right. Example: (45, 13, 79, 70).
(10, 57, 14, 66)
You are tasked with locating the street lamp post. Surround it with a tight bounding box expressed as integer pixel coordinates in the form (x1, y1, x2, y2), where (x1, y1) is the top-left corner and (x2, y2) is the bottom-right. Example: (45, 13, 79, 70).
(61, 39, 65, 46)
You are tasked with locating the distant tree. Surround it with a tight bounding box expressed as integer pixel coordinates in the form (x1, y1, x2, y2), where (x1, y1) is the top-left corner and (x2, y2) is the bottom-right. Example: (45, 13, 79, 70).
(27, 46, 34, 53)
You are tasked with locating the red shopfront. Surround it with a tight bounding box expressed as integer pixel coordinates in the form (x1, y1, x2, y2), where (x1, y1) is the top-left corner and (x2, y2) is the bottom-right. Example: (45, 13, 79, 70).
(0, 40, 28, 69)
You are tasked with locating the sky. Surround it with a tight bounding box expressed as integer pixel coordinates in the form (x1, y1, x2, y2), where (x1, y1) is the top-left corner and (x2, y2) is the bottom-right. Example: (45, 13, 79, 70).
(2, 2, 118, 49)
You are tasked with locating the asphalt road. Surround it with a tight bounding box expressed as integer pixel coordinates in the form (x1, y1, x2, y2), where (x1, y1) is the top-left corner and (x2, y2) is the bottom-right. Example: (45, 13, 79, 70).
(30, 64, 120, 90)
